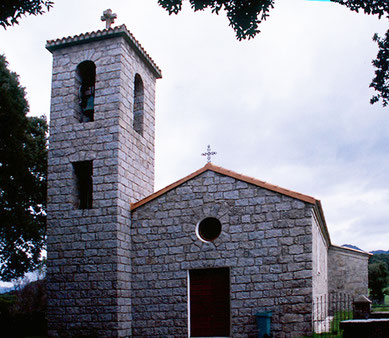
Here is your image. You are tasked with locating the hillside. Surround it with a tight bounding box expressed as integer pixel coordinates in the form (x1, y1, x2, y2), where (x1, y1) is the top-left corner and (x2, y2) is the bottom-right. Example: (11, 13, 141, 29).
(371, 250, 389, 255)
(342, 244, 363, 251)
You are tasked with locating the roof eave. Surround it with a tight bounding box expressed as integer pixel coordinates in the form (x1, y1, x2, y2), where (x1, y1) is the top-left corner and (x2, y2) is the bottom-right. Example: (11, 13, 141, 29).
(330, 244, 372, 256)
(46, 25, 162, 79)
(131, 163, 319, 211)
(312, 200, 332, 247)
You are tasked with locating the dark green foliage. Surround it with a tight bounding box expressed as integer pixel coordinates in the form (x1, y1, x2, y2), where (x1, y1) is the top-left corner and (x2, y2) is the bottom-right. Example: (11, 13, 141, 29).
(0, 293, 16, 336)
(0, 0, 53, 28)
(369, 253, 389, 307)
(331, 0, 388, 18)
(12, 279, 46, 316)
(369, 260, 389, 303)
(0, 292, 16, 318)
(369, 253, 389, 289)
(158, 0, 275, 40)
(370, 253, 389, 270)
(0, 279, 46, 337)
(370, 31, 389, 106)
(159, 0, 389, 107)
(158, 1, 388, 41)
(328, 1, 389, 107)
(0, 55, 47, 281)
(331, 310, 353, 336)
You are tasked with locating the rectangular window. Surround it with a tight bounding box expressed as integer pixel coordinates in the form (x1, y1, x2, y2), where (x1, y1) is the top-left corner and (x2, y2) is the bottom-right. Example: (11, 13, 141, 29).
(73, 161, 93, 209)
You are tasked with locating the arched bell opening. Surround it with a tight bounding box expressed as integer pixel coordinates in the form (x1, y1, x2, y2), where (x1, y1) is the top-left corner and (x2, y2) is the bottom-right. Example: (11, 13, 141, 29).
(76, 61, 96, 122)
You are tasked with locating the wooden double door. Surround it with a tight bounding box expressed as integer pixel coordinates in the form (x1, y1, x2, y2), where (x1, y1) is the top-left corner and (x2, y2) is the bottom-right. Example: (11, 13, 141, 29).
(189, 268, 230, 337)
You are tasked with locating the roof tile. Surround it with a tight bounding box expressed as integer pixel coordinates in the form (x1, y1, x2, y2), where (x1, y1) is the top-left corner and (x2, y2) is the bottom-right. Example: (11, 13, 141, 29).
(46, 24, 162, 78)
(131, 162, 318, 210)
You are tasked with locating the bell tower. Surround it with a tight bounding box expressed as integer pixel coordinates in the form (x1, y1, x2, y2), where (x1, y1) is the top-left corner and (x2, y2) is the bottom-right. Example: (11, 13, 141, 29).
(46, 11, 162, 336)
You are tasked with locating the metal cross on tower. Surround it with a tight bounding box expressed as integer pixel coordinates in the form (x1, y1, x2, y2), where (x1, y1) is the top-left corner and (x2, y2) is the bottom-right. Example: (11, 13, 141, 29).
(101, 9, 117, 29)
(202, 145, 217, 163)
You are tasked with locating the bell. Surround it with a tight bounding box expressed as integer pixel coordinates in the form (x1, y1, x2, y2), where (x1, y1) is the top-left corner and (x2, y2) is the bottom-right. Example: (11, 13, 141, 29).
(83, 95, 94, 113)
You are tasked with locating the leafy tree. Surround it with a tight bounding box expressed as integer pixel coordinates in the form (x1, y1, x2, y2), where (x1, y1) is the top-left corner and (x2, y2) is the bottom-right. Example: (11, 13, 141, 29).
(331, 1, 389, 106)
(370, 31, 389, 106)
(0, 55, 47, 281)
(2, 1, 387, 105)
(159, 0, 389, 106)
(369, 253, 389, 291)
(159, 0, 274, 40)
(0, 0, 53, 28)
(331, 0, 388, 18)
(369, 260, 388, 303)
(0, 279, 46, 336)
(12, 278, 46, 316)
(370, 252, 389, 270)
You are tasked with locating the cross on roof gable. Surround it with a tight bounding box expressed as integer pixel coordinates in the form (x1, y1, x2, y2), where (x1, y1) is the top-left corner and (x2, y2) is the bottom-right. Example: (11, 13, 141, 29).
(101, 9, 117, 29)
(131, 162, 330, 248)
(202, 145, 217, 163)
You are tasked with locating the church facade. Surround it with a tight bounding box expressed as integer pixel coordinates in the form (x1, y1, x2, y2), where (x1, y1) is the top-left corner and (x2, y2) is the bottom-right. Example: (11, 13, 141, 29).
(46, 20, 369, 337)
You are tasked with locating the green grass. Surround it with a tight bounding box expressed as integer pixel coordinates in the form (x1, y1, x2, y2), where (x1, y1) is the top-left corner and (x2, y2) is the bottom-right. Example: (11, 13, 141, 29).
(371, 293, 389, 312)
(372, 305, 389, 312)
(303, 293, 389, 337)
(301, 331, 343, 337)
(300, 332, 342, 338)
(304, 310, 353, 338)
(330, 310, 352, 335)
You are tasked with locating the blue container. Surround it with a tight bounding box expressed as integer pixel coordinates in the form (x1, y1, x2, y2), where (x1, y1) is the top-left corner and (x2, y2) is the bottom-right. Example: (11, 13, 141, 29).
(255, 311, 272, 338)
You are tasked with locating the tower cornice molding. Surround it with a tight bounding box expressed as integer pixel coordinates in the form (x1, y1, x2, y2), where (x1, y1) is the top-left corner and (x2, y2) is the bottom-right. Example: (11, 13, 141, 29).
(46, 24, 162, 79)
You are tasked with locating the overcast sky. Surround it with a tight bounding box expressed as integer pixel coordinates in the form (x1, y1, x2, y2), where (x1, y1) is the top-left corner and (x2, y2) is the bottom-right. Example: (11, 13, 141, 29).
(1, 0, 388, 252)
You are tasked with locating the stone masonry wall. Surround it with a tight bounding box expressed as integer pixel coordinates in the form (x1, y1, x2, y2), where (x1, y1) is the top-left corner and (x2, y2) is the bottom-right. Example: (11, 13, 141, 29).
(312, 215, 328, 301)
(131, 170, 315, 337)
(47, 32, 157, 337)
(328, 246, 369, 298)
(311, 214, 329, 331)
(116, 35, 157, 336)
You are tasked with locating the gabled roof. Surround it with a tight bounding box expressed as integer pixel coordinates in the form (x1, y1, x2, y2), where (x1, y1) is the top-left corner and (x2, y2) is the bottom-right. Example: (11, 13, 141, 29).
(329, 244, 372, 257)
(46, 24, 162, 79)
(131, 162, 319, 210)
(131, 163, 331, 245)
(131, 163, 332, 247)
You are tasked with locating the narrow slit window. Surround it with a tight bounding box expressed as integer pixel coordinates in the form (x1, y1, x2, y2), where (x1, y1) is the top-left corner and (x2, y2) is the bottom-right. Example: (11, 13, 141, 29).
(133, 73, 144, 135)
(76, 61, 96, 122)
(73, 161, 93, 209)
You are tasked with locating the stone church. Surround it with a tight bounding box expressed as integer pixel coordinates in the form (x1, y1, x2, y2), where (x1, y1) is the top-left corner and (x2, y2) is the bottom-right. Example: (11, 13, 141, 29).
(46, 14, 370, 337)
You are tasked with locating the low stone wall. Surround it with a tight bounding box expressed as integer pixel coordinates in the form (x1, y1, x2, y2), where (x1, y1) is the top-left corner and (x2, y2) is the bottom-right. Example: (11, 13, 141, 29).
(370, 312, 389, 319)
(340, 319, 389, 338)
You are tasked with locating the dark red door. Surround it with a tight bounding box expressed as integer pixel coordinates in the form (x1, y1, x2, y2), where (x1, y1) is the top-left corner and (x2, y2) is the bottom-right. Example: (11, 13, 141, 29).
(190, 268, 230, 337)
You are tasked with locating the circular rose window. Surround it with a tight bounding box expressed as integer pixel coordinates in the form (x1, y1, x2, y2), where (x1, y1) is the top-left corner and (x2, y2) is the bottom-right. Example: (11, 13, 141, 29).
(196, 217, 222, 242)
